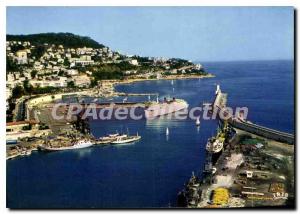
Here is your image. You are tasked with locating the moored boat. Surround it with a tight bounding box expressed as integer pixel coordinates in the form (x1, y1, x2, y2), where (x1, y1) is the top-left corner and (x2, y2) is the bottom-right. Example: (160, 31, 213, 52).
(38, 139, 93, 151)
(110, 134, 141, 144)
(144, 97, 188, 119)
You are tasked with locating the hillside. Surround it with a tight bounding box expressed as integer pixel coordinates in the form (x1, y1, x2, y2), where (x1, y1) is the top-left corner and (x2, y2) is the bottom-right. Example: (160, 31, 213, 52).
(6, 32, 105, 49)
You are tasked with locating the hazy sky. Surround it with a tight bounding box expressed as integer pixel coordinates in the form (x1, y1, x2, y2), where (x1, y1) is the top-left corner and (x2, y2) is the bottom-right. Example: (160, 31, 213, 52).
(7, 7, 294, 61)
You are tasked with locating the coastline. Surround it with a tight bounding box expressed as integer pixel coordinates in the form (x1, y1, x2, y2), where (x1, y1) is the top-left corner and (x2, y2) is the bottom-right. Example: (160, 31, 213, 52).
(113, 73, 215, 85)
(7, 73, 215, 160)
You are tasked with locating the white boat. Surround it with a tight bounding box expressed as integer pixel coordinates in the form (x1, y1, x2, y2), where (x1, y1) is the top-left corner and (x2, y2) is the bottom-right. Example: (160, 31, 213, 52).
(99, 133, 120, 141)
(166, 127, 169, 136)
(171, 80, 174, 85)
(144, 97, 188, 119)
(39, 140, 93, 151)
(110, 134, 141, 144)
(212, 167, 217, 174)
(196, 117, 201, 126)
(206, 130, 225, 154)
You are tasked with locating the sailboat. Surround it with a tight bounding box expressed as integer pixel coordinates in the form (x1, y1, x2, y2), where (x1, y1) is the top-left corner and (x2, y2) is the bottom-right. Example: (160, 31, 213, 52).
(196, 117, 201, 126)
(166, 127, 169, 136)
(171, 80, 174, 85)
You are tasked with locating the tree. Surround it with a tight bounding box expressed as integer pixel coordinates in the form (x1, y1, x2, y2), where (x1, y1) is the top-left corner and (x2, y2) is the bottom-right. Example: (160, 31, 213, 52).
(30, 70, 38, 79)
(6, 57, 20, 72)
(7, 33, 105, 49)
(12, 85, 25, 98)
(67, 81, 75, 88)
(90, 79, 98, 88)
(63, 58, 70, 67)
(58, 70, 65, 76)
(30, 45, 46, 60)
(10, 44, 25, 53)
(23, 79, 33, 94)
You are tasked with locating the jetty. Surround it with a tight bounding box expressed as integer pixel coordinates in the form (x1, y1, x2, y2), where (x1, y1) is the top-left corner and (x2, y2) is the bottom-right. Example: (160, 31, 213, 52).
(212, 85, 294, 144)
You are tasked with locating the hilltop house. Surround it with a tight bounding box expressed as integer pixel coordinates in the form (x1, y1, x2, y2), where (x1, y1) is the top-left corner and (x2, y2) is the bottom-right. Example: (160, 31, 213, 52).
(16, 50, 28, 64)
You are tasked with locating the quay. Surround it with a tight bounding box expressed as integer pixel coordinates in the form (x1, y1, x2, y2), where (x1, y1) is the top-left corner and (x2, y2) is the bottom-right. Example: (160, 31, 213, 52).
(67, 102, 145, 108)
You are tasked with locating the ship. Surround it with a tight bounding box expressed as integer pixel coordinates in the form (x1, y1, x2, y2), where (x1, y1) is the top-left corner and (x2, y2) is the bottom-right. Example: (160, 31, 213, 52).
(205, 121, 231, 164)
(38, 139, 93, 151)
(206, 132, 225, 154)
(98, 133, 120, 143)
(144, 97, 188, 119)
(110, 134, 141, 144)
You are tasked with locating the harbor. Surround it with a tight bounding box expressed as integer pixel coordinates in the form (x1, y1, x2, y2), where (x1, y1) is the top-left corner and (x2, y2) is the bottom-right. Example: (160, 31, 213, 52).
(7, 60, 295, 208)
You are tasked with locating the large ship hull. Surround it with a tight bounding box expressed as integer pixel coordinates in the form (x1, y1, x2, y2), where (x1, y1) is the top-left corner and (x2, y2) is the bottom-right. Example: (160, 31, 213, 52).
(144, 99, 188, 119)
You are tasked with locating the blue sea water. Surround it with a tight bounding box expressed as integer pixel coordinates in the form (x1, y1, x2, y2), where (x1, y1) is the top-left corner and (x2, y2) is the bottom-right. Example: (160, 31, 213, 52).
(6, 60, 294, 208)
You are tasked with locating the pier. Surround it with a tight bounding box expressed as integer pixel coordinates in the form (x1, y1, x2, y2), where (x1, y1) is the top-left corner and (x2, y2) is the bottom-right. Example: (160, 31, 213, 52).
(212, 85, 294, 144)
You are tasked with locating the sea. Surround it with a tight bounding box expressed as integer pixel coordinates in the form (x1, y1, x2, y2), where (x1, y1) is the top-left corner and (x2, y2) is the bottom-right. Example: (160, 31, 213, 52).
(7, 60, 294, 208)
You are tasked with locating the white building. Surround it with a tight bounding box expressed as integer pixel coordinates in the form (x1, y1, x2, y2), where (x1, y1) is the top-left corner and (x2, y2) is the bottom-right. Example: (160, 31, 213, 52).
(30, 77, 68, 88)
(195, 64, 202, 70)
(66, 69, 79, 76)
(16, 50, 28, 64)
(128, 59, 139, 66)
(72, 75, 91, 87)
(73, 59, 94, 66)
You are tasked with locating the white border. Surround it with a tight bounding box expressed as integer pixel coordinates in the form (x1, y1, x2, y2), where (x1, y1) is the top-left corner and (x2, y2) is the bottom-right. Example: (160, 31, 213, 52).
(1, 1, 298, 213)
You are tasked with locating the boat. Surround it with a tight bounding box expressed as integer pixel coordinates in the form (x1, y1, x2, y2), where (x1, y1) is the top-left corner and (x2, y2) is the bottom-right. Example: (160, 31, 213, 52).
(206, 135, 225, 154)
(110, 134, 141, 144)
(38, 139, 93, 151)
(166, 127, 169, 136)
(96, 133, 120, 144)
(99, 133, 119, 141)
(171, 80, 174, 85)
(212, 167, 217, 174)
(144, 97, 188, 119)
(195, 117, 201, 126)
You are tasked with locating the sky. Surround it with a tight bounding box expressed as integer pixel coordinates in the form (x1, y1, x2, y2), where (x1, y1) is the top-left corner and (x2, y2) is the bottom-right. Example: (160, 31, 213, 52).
(6, 7, 294, 62)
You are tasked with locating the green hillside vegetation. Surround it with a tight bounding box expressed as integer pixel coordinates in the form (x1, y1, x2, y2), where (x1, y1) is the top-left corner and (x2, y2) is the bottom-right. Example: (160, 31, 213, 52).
(7, 33, 105, 49)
